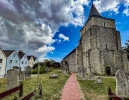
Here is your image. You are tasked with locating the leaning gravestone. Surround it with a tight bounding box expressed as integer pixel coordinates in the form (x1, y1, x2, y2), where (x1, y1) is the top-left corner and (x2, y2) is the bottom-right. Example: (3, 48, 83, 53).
(115, 70, 129, 97)
(77, 66, 87, 80)
(25, 66, 31, 78)
(6, 69, 19, 90)
(19, 71, 25, 81)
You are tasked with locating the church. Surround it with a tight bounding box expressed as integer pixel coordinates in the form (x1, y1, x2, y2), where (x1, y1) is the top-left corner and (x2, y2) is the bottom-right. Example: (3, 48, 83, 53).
(61, 3, 129, 75)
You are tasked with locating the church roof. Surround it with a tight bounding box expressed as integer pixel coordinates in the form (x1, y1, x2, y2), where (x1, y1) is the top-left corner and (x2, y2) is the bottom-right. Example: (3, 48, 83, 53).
(88, 4, 101, 20)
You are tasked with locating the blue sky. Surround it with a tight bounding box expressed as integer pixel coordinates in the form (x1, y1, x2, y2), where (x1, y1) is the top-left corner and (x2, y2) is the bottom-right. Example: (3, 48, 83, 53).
(0, 0, 129, 62)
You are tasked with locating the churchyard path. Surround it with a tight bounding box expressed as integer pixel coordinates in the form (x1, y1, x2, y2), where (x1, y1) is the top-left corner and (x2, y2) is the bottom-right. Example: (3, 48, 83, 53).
(60, 73, 82, 100)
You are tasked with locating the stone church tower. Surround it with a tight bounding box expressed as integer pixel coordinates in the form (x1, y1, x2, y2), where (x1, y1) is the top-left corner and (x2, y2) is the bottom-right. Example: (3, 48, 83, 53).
(61, 4, 129, 75)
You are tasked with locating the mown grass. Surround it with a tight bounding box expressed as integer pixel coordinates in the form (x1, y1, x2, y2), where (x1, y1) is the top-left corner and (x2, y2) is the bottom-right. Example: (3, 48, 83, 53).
(0, 69, 70, 100)
(78, 77, 116, 100)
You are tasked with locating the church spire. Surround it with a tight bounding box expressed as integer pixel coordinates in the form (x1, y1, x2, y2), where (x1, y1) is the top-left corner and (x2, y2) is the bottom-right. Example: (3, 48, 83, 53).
(88, 2, 101, 19)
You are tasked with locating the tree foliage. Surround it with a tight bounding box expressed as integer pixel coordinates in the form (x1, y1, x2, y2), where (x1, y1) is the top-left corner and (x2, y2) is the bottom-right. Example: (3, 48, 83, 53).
(123, 39, 129, 53)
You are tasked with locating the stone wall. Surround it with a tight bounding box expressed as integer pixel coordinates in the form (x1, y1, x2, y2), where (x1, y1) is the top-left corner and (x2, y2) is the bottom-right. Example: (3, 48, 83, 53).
(61, 49, 78, 72)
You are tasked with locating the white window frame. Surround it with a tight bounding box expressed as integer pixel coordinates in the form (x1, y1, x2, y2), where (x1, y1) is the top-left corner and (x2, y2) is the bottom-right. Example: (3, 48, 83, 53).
(10, 60, 12, 64)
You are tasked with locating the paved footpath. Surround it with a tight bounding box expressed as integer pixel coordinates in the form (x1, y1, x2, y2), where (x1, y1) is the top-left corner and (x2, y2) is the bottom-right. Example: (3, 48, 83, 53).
(60, 73, 82, 100)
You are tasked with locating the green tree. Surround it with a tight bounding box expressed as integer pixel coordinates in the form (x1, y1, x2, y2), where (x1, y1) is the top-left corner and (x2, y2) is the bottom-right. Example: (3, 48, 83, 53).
(123, 39, 129, 53)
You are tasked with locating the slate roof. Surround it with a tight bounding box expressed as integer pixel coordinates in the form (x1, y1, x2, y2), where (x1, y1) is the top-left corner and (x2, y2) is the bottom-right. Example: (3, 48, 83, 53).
(34, 57, 37, 61)
(18, 51, 25, 59)
(27, 56, 32, 60)
(88, 4, 101, 20)
(3, 50, 15, 57)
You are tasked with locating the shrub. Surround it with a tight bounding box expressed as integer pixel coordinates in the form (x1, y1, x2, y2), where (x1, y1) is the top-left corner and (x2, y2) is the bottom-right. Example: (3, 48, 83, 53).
(32, 67, 47, 74)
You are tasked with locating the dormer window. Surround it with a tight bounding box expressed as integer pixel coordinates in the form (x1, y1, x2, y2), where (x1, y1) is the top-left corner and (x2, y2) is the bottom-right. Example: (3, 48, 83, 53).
(14, 54, 15, 57)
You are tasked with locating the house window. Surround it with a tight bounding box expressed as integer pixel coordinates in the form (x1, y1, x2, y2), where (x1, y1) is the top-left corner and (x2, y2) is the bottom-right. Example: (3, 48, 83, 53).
(22, 61, 24, 64)
(10, 60, 12, 64)
(26, 62, 27, 64)
(14, 54, 15, 57)
(16, 60, 18, 64)
(0, 67, 1, 73)
(0, 59, 3, 64)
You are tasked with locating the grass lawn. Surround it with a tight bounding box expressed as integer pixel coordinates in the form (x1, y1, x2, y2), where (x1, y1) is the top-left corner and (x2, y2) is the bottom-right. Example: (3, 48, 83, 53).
(78, 77, 116, 100)
(0, 69, 70, 100)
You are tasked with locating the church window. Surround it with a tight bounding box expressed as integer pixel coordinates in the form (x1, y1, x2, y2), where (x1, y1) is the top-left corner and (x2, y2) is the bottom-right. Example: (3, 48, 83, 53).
(90, 29, 91, 36)
(104, 22, 106, 27)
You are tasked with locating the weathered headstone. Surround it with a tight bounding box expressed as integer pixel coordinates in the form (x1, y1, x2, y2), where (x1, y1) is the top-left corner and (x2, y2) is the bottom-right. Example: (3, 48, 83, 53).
(95, 77, 102, 83)
(49, 74, 58, 78)
(115, 70, 129, 97)
(63, 66, 68, 74)
(45, 67, 49, 73)
(6, 69, 19, 90)
(19, 71, 25, 81)
(25, 66, 31, 78)
(58, 70, 63, 73)
(87, 66, 95, 80)
(77, 66, 87, 80)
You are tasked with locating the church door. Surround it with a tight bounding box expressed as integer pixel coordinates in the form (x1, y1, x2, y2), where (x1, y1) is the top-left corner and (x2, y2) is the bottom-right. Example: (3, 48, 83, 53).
(106, 66, 111, 75)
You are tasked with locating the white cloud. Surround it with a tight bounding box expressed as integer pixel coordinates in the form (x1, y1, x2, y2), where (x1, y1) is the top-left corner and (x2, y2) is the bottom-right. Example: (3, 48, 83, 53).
(37, 45, 55, 53)
(123, 3, 129, 16)
(93, 0, 129, 15)
(0, 0, 90, 61)
(59, 34, 69, 41)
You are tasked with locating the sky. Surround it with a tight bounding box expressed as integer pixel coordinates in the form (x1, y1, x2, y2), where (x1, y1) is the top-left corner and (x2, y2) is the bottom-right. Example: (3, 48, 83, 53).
(0, 0, 129, 62)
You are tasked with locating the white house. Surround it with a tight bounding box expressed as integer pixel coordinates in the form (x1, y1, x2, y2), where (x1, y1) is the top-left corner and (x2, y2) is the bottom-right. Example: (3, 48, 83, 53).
(0, 48, 7, 78)
(3, 50, 20, 74)
(27, 55, 35, 68)
(18, 50, 28, 71)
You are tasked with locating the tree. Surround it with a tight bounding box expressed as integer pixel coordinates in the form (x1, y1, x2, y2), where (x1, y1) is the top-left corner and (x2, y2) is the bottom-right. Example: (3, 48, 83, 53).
(123, 39, 129, 53)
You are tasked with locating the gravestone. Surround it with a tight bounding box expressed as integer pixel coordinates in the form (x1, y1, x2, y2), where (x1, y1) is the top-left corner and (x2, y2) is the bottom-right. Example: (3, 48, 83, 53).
(25, 66, 31, 78)
(77, 66, 87, 80)
(115, 70, 129, 97)
(49, 74, 58, 78)
(19, 71, 25, 81)
(58, 70, 63, 72)
(45, 67, 49, 73)
(6, 69, 19, 90)
(95, 77, 102, 83)
(87, 66, 95, 80)
(63, 66, 68, 74)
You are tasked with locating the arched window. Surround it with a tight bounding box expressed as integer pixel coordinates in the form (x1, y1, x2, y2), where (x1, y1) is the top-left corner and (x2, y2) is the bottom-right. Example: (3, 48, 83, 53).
(104, 22, 106, 27)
